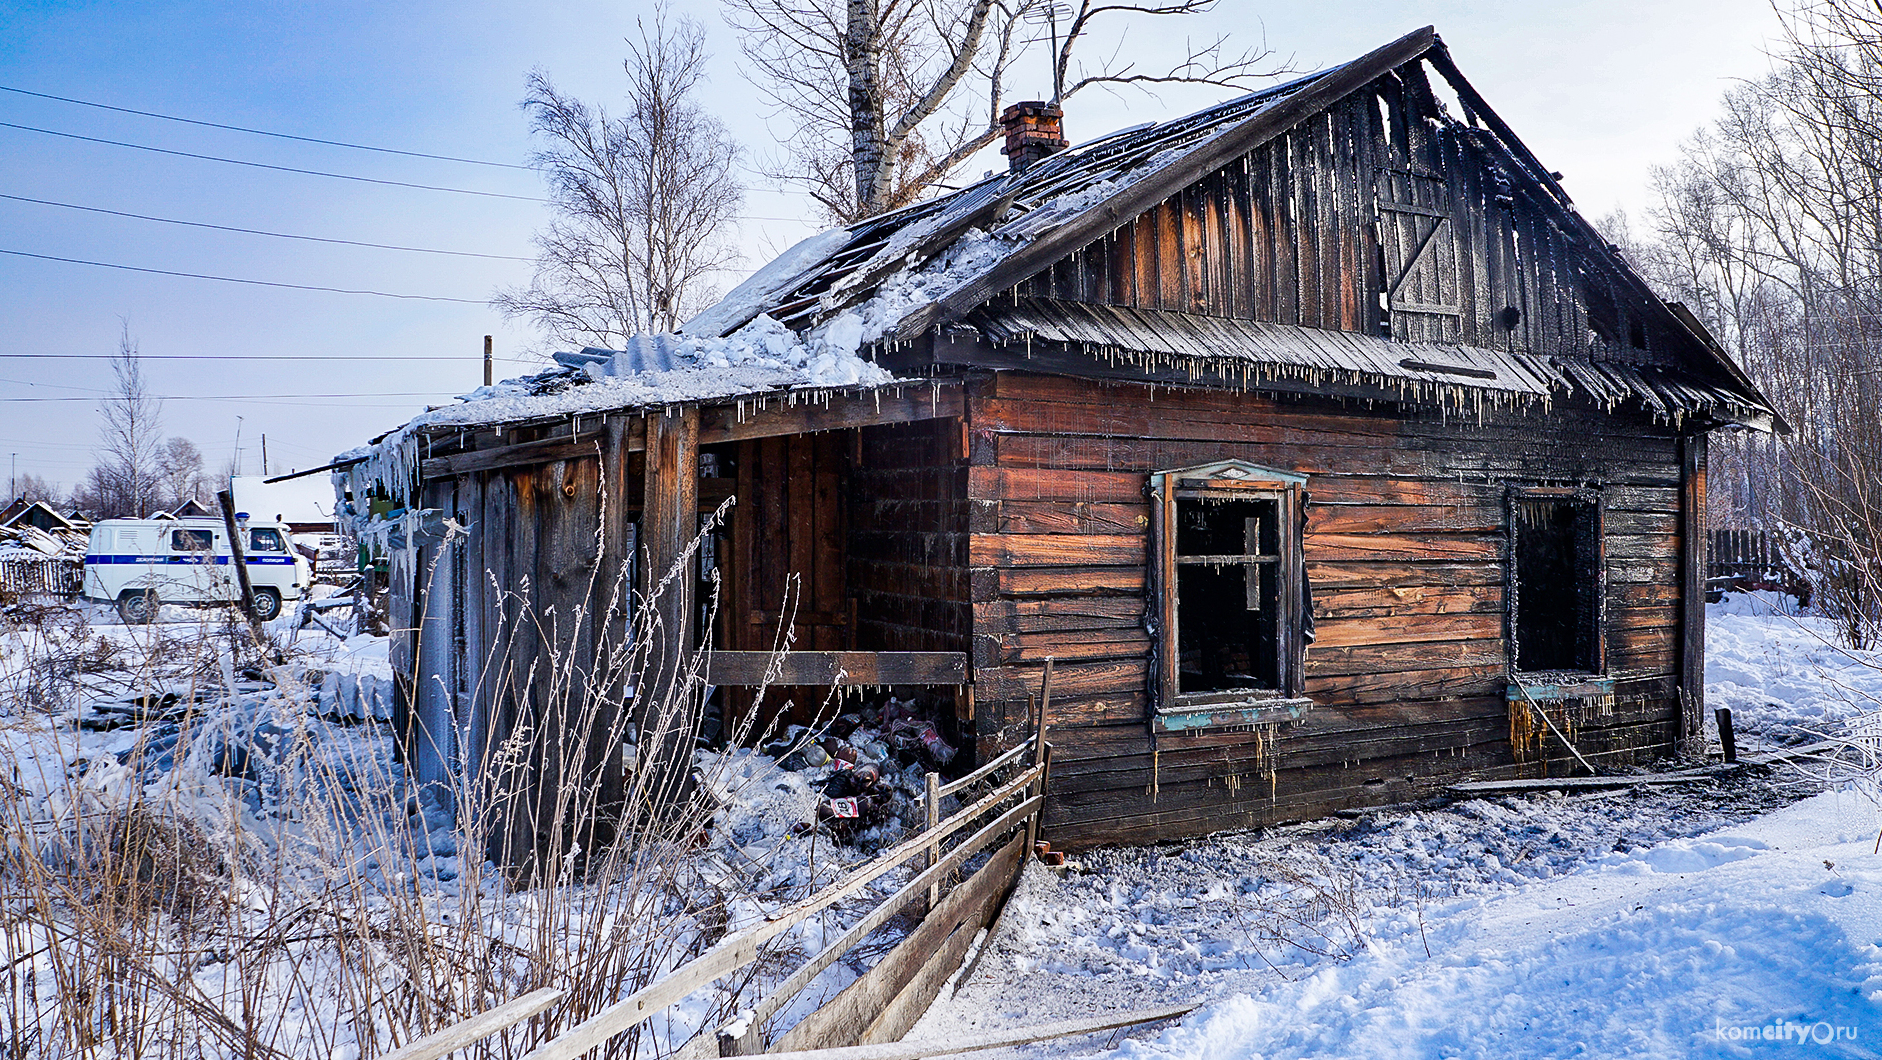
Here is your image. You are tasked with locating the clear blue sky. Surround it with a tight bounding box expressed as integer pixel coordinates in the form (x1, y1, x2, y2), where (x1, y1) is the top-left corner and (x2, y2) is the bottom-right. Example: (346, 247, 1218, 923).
(0, 0, 1782, 499)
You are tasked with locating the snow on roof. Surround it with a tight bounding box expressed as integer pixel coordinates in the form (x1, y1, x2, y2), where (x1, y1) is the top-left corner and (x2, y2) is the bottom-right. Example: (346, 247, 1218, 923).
(679, 63, 1346, 342)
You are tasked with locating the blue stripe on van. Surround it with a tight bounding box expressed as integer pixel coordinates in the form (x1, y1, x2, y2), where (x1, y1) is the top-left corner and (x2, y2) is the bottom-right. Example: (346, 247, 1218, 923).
(85, 555, 296, 565)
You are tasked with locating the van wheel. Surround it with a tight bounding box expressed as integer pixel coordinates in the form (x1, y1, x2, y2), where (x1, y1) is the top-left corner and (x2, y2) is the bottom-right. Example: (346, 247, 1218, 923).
(117, 590, 158, 625)
(250, 588, 282, 622)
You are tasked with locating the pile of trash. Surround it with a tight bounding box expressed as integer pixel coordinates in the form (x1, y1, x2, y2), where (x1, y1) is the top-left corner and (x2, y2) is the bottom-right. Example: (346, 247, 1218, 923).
(759, 695, 961, 845)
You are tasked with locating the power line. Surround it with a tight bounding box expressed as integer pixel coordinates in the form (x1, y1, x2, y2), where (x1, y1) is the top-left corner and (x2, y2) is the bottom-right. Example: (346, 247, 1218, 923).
(0, 248, 488, 303)
(0, 353, 538, 361)
(0, 121, 547, 203)
(0, 193, 532, 260)
(0, 84, 532, 170)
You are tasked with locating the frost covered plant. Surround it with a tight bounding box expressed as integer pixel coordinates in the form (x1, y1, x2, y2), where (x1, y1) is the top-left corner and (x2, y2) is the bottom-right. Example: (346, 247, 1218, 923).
(0, 509, 849, 1058)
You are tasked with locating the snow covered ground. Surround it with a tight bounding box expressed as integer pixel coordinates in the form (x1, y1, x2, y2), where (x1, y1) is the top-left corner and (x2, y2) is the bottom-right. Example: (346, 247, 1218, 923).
(0, 594, 921, 1058)
(913, 594, 1882, 1058)
(6, 588, 1879, 1057)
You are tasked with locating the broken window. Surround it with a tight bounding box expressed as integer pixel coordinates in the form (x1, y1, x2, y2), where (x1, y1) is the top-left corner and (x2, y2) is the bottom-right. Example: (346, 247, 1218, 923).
(1152, 461, 1309, 724)
(1508, 488, 1604, 673)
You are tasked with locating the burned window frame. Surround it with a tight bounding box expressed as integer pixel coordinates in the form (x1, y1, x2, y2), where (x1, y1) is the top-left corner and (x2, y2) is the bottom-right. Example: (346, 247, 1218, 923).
(1505, 485, 1607, 676)
(1150, 460, 1310, 729)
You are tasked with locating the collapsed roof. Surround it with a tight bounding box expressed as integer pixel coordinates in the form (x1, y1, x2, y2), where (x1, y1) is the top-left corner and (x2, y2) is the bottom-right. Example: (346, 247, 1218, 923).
(350, 24, 1777, 458)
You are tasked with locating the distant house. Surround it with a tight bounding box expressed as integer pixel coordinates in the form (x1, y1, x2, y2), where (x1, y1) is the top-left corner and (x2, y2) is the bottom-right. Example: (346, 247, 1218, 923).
(340, 27, 1775, 865)
(153, 498, 215, 519)
(0, 499, 85, 535)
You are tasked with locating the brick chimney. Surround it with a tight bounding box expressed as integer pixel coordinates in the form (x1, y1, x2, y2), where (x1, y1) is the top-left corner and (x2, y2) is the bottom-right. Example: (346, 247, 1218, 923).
(1000, 101, 1067, 173)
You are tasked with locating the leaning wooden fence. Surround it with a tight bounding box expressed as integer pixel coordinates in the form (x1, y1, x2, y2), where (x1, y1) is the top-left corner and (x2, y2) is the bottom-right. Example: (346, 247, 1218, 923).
(383, 667, 1056, 1060)
(0, 556, 81, 597)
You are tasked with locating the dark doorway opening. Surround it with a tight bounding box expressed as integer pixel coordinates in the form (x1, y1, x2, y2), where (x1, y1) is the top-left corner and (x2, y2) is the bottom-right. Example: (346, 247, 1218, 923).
(1510, 494, 1601, 673)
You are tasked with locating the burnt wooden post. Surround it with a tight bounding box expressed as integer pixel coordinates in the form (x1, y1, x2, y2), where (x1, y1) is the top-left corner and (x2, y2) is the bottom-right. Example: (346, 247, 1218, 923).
(1677, 434, 1708, 757)
(1715, 707, 1737, 763)
(639, 406, 701, 814)
(215, 488, 264, 639)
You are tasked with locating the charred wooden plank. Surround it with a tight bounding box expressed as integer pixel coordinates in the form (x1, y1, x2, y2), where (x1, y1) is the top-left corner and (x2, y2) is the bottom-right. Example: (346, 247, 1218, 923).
(421, 430, 608, 479)
(703, 651, 968, 686)
(697, 384, 964, 443)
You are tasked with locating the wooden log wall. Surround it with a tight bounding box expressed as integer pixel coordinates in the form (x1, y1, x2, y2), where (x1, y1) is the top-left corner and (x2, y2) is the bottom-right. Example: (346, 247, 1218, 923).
(965, 372, 1691, 849)
(1014, 62, 1686, 370)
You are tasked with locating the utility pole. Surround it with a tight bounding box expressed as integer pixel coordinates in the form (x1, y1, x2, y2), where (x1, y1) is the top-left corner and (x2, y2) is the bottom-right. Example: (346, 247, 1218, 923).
(483, 335, 493, 387)
(260, 434, 268, 477)
(8, 453, 15, 501)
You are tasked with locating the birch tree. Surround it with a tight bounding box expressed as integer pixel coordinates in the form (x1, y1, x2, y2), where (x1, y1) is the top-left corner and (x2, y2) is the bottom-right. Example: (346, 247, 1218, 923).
(726, 0, 1287, 223)
(89, 325, 164, 519)
(495, 6, 743, 347)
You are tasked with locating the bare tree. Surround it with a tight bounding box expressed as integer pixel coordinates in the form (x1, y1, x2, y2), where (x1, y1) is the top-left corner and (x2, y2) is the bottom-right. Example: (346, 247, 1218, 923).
(155, 437, 208, 513)
(88, 324, 165, 519)
(1630, 0, 1882, 641)
(494, 6, 744, 347)
(726, 0, 1288, 223)
(10, 473, 61, 507)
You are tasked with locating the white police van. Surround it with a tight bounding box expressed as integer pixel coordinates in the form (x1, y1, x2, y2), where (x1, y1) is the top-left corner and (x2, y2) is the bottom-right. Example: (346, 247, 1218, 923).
(83, 515, 312, 624)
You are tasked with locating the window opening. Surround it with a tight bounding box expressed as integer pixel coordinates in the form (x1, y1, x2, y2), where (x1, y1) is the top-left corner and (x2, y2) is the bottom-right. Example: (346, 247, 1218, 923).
(171, 528, 214, 553)
(1176, 496, 1282, 693)
(1151, 460, 1311, 730)
(1509, 490, 1602, 673)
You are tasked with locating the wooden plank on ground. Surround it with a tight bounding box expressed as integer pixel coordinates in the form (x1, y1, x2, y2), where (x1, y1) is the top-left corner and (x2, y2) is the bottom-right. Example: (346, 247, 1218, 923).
(703, 651, 967, 686)
(518, 768, 1042, 1060)
(754, 1004, 1199, 1060)
(379, 988, 566, 1060)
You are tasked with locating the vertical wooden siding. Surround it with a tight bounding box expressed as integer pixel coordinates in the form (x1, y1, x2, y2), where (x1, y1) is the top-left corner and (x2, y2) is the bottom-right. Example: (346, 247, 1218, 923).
(1015, 69, 1683, 369)
(966, 372, 1689, 849)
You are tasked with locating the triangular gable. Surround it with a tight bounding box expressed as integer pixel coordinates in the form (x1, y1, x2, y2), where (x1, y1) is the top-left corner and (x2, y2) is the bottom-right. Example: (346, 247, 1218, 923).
(686, 26, 1773, 423)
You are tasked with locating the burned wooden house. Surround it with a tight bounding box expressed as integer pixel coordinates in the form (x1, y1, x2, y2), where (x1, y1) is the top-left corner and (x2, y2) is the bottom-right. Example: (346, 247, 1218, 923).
(339, 27, 1775, 861)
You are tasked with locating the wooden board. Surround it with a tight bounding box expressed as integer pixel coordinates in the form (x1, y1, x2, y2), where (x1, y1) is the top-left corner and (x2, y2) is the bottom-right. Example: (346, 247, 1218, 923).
(771, 834, 1026, 1052)
(703, 651, 967, 686)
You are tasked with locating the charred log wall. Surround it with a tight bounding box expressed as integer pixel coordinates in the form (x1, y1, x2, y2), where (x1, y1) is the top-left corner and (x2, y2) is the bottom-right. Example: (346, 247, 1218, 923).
(965, 372, 1689, 849)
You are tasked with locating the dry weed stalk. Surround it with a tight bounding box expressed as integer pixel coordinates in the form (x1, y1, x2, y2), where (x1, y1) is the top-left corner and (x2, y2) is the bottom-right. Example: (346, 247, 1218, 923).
(0, 507, 826, 1059)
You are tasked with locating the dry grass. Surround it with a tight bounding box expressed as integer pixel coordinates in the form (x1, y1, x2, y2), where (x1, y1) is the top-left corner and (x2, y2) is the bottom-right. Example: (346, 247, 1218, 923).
(0, 516, 831, 1059)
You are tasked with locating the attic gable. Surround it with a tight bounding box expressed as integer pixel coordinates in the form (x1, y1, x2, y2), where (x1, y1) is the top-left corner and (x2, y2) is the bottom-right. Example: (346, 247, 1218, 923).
(689, 26, 1774, 428)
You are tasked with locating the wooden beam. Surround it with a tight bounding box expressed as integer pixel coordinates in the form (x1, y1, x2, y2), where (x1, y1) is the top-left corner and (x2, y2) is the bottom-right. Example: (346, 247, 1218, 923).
(379, 989, 566, 1060)
(1677, 432, 1707, 757)
(703, 651, 967, 686)
(696, 384, 964, 443)
(745, 1004, 1198, 1060)
(639, 406, 700, 809)
(775, 834, 1027, 1051)
(420, 428, 619, 479)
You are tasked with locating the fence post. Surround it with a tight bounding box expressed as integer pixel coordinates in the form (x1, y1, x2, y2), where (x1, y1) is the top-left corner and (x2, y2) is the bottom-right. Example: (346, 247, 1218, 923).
(1025, 658, 1053, 858)
(924, 770, 940, 913)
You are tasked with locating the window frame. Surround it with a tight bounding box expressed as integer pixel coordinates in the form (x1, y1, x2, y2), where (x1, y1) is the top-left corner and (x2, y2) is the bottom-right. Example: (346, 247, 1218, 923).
(1150, 459, 1311, 732)
(1504, 485, 1607, 677)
